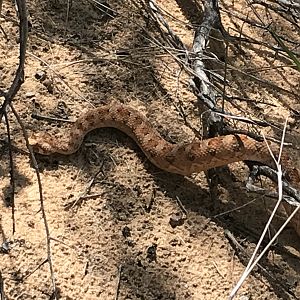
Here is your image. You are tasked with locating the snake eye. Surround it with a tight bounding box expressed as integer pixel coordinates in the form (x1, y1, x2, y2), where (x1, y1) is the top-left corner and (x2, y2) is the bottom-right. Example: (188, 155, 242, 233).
(187, 152, 196, 161)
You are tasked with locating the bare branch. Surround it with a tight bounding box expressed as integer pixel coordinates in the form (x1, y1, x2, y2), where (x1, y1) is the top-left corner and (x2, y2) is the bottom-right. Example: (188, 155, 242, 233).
(10, 104, 58, 300)
(0, 0, 28, 122)
(3, 112, 15, 234)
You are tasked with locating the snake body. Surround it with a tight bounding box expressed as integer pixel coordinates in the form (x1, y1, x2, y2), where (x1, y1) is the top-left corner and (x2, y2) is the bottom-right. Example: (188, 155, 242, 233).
(30, 102, 283, 175)
(29, 101, 300, 234)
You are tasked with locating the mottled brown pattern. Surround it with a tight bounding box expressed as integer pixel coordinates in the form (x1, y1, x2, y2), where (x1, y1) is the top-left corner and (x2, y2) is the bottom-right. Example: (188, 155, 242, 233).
(28, 102, 291, 174)
(29, 102, 300, 235)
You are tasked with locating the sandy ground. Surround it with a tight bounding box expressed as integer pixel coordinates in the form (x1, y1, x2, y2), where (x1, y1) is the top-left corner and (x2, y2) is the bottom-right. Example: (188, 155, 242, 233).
(1, 0, 300, 299)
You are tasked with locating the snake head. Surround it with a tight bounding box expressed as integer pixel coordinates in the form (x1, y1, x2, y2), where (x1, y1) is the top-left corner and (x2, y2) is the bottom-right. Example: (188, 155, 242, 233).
(28, 132, 56, 155)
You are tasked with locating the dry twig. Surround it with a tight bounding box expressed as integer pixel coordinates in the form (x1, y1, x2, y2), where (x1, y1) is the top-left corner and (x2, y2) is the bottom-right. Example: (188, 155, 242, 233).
(0, 271, 5, 300)
(3, 112, 15, 233)
(10, 104, 58, 299)
(0, 0, 27, 122)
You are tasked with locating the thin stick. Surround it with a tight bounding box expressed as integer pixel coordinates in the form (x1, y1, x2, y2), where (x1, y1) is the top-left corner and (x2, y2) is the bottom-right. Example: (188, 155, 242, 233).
(31, 113, 74, 123)
(114, 264, 122, 300)
(4, 111, 15, 233)
(66, 167, 104, 209)
(229, 201, 300, 299)
(64, 0, 72, 36)
(10, 104, 58, 300)
(22, 259, 48, 281)
(225, 230, 295, 297)
(0, 270, 5, 300)
(228, 119, 292, 299)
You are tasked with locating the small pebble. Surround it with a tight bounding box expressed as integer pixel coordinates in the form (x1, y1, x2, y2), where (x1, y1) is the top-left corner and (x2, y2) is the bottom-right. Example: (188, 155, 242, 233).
(25, 92, 35, 98)
(35, 70, 46, 81)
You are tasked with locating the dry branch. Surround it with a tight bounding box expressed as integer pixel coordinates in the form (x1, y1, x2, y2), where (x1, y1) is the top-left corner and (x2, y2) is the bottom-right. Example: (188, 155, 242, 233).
(0, 271, 4, 300)
(10, 104, 58, 299)
(3, 112, 15, 234)
(191, 0, 221, 112)
(0, 0, 27, 122)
